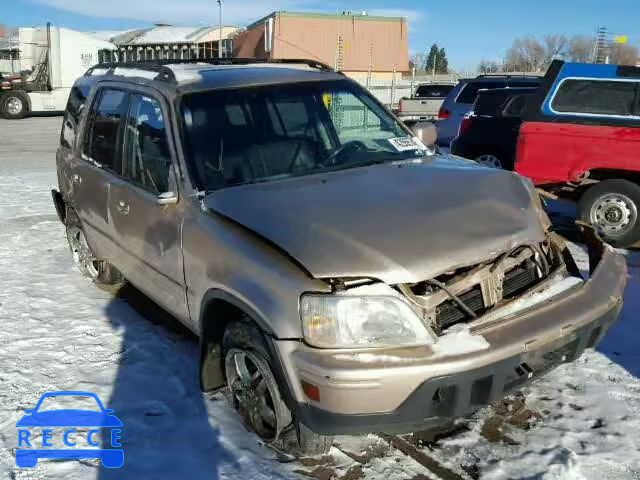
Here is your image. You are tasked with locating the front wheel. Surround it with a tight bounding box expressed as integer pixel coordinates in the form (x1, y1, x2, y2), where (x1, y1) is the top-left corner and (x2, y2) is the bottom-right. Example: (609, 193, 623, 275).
(578, 179, 640, 248)
(223, 321, 333, 456)
(0, 91, 29, 119)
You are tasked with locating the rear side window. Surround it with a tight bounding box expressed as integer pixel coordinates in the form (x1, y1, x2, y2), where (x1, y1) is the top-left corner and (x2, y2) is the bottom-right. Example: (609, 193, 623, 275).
(84, 89, 129, 170)
(61, 84, 90, 148)
(415, 84, 454, 98)
(122, 94, 172, 193)
(474, 94, 508, 117)
(456, 81, 507, 104)
(502, 94, 529, 117)
(551, 79, 638, 117)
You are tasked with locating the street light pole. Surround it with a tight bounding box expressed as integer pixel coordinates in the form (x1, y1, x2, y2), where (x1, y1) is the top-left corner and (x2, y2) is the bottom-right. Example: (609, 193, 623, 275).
(217, 0, 223, 58)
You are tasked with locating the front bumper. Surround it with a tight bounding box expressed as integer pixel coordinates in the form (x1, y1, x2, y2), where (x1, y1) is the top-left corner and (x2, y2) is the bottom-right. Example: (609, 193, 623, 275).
(275, 238, 626, 435)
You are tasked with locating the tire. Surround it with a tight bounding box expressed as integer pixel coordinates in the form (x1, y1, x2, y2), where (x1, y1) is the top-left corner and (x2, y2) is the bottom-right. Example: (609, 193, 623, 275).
(474, 153, 504, 169)
(65, 209, 123, 284)
(578, 179, 640, 248)
(0, 90, 29, 119)
(222, 321, 333, 456)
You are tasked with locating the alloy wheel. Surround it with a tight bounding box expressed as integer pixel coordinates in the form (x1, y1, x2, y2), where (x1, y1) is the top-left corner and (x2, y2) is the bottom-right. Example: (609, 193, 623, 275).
(225, 348, 288, 442)
(66, 226, 100, 279)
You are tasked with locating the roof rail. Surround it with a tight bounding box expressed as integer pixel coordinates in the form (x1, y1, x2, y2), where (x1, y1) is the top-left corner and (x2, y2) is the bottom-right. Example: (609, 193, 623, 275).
(475, 73, 542, 80)
(85, 58, 335, 84)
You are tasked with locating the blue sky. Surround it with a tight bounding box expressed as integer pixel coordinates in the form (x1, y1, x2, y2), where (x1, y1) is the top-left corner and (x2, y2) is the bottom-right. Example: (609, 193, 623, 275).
(3, 0, 639, 71)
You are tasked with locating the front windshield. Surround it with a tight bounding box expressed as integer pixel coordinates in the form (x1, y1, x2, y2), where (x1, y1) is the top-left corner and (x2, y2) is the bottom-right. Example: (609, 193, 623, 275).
(180, 80, 426, 191)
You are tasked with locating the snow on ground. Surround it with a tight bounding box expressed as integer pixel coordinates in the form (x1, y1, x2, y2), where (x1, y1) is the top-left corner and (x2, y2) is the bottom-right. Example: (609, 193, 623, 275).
(0, 117, 638, 480)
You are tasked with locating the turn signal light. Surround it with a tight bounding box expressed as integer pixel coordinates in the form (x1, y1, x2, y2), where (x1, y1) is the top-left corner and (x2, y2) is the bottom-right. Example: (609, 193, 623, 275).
(301, 381, 320, 402)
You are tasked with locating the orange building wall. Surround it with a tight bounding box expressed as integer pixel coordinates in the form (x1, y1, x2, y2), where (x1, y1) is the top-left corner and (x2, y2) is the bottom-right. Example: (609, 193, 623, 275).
(234, 13, 409, 73)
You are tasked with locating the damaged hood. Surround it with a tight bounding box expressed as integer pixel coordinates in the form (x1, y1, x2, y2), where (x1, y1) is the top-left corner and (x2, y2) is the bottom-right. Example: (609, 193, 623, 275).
(204, 156, 547, 284)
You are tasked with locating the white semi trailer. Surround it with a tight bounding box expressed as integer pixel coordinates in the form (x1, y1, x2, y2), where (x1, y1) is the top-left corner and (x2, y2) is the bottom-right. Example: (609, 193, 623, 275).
(0, 24, 116, 119)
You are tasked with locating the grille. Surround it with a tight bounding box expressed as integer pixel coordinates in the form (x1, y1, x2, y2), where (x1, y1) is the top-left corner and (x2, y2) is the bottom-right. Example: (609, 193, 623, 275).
(503, 260, 538, 298)
(436, 286, 485, 331)
(434, 260, 540, 332)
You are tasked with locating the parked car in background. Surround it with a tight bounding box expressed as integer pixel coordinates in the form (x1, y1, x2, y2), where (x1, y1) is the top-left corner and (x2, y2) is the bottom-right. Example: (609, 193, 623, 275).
(450, 87, 536, 170)
(53, 59, 625, 458)
(436, 75, 542, 148)
(516, 60, 640, 248)
(397, 83, 454, 124)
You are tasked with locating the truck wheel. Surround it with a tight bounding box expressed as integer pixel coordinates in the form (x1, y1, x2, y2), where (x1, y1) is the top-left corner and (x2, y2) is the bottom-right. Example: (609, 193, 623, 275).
(223, 321, 333, 456)
(578, 179, 640, 248)
(0, 91, 29, 119)
(65, 209, 123, 284)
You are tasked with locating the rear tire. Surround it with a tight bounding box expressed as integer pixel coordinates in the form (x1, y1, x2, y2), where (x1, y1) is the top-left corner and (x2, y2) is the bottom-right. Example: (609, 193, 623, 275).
(222, 321, 333, 457)
(578, 179, 640, 248)
(65, 209, 123, 284)
(0, 90, 29, 119)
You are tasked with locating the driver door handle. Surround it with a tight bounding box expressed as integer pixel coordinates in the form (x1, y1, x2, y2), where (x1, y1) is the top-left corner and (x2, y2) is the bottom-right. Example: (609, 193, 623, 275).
(116, 200, 130, 215)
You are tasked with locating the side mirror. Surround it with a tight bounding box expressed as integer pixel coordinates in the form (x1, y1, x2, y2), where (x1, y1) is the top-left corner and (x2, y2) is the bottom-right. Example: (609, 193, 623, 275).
(410, 122, 437, 147)
(156, 191, 178, 206)
(23, 409, 34, 415)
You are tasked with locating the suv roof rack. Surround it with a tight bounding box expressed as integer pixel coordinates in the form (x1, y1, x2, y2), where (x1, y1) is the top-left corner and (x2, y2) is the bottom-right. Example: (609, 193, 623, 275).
(474, 73, 542, 80)
(85, 58, 335, 84)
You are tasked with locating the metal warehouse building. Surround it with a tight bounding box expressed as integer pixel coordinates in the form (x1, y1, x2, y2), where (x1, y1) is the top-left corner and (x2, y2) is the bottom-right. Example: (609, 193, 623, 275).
(233, 11, 410, 79)
(95, 23, 239, 62)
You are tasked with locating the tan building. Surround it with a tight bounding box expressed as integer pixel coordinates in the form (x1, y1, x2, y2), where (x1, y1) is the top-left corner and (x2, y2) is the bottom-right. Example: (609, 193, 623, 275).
(233, 11, 409, 79)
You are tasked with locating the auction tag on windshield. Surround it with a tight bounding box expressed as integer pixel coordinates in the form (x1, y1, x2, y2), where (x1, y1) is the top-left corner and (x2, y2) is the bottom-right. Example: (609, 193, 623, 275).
(388, 136, 425, 152)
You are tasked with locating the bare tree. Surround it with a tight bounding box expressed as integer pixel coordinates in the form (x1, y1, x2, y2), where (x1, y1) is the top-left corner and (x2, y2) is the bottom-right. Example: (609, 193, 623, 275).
(609, 43, 639, 66)
(567, 35, 595, 62)
(543, 34, 568, 63)
(410, 52, 426, 72)
(505, 36, 546, 71)
(478, 59, 501, 73)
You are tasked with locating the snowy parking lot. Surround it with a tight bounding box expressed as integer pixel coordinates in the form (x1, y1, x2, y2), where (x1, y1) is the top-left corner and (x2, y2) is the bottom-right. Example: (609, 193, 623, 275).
(0, 117, 639, 480)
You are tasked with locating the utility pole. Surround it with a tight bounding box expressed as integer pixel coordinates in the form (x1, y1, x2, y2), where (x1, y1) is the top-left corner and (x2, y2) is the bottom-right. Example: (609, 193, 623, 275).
(594, 26, 608, 64)
(217, 0, 223, 58)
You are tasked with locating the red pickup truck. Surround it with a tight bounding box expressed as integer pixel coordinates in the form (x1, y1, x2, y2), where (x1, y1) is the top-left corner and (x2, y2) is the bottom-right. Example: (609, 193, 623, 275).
(515, 60, 640, 248)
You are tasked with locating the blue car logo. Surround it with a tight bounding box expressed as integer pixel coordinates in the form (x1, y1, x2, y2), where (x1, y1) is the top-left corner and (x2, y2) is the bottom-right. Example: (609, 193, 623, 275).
(16, 391, 123, 468)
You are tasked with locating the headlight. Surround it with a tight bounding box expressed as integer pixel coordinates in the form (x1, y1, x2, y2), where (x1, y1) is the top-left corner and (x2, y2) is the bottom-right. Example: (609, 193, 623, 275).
(300, 294, 435, 348)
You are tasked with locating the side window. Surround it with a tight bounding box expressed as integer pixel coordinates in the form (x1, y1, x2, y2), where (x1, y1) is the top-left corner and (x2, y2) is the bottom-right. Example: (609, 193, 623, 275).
(61, 84, 89, 148)
(122, 94, 172, 193)
(457, 81, 507, 104)
(84, 89, 129, 170)
(502, 95, 529, 118)
(551, 79, 638, 117)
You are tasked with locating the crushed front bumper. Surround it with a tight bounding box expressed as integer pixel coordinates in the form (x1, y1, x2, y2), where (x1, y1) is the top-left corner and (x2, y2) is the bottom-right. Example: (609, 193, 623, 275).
(274, 237, 627, 435)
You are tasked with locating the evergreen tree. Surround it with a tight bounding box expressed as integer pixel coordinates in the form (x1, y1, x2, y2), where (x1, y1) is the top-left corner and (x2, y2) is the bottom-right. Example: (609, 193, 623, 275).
(425, 44, 439, 74)
(436, 47, 449, 74)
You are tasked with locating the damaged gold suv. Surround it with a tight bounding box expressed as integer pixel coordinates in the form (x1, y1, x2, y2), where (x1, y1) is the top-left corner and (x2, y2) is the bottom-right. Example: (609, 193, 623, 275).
(52, 59, 626, 455)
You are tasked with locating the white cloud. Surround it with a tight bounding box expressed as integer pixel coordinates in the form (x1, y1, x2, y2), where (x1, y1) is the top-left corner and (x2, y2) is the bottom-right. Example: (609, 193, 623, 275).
(31, 0, 309, 25)
(33, 0, 425, 28)
(365, 8, 424, 23)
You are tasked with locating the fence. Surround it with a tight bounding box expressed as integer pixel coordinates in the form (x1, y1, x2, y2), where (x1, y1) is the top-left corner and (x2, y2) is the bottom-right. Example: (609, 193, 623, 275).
(353, 73, 463, 109)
